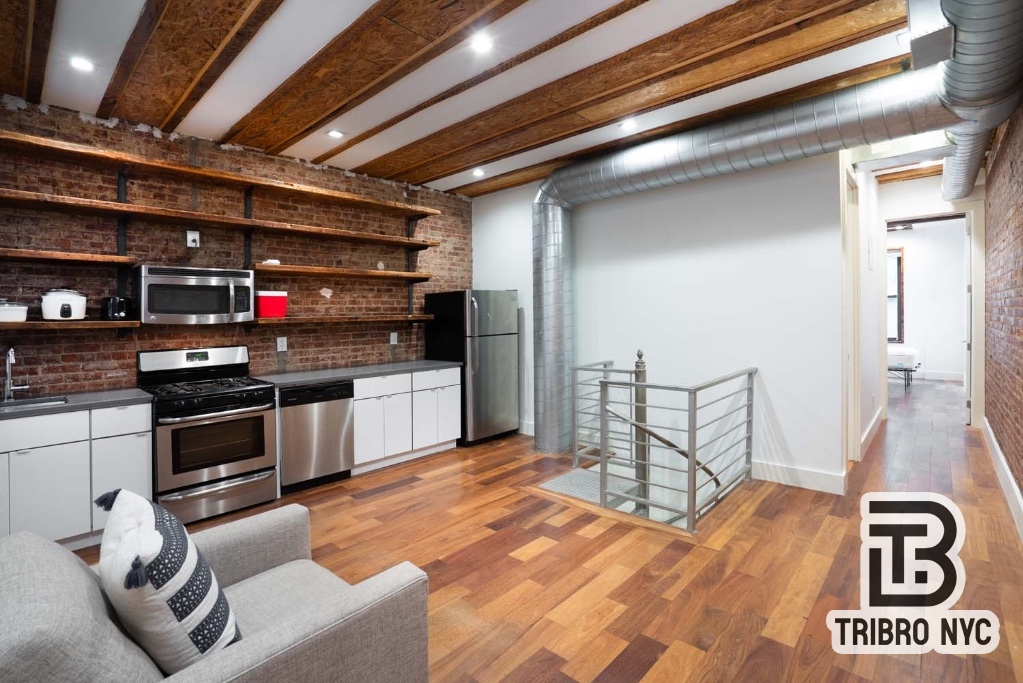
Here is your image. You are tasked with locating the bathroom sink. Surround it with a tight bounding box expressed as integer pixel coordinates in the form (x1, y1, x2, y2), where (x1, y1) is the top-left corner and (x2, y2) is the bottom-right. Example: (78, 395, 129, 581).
(0, 396, 69, 413)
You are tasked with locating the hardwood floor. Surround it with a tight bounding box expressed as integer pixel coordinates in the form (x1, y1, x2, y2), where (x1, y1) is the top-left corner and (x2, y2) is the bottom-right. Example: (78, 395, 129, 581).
(79, 379, 1023, 681)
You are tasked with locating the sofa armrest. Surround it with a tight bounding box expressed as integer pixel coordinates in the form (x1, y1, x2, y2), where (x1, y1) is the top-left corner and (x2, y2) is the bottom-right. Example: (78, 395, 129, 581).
(190, 504, 312, 588)
(166, 562, 429, 683)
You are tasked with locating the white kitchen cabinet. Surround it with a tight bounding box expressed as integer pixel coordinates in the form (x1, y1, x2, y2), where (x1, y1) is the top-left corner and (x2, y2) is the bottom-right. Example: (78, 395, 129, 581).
(438, 384, 461, 443)
(384, 393, 412, 456)
(354, 397, 385, 465)
(0, 410, 89, 451)
(354, 390, 412, 464)
(0, 452, 8, 538)
(412, 390, 439, 450)
(411, 369, 462, 451)
(91, 432, 152, 531)
(9, 440, 91, 541)
(92, 404, 151, 439)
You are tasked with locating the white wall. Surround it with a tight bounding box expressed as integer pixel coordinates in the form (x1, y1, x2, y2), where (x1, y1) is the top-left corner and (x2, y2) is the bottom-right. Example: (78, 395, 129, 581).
(886, 218, 967, 382)
(857, 170, 886, 451)
(573, 154, 845, 493)
(471, 184, 537, 434)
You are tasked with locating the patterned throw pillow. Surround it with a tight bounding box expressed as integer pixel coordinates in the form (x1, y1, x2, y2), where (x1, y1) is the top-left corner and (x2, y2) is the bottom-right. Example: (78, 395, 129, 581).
(94, 489, 241, 675)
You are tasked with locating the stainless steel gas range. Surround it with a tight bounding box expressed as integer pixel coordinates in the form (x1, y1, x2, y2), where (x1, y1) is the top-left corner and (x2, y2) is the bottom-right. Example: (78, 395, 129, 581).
(137, 345, 277, 523)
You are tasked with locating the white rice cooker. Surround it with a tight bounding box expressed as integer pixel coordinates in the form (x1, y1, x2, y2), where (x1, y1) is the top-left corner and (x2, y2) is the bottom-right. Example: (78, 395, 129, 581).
(41, 289, 87, 320)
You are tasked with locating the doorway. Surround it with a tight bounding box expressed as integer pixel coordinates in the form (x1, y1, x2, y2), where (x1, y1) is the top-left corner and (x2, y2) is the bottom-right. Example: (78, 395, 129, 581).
(884, 214, 971, 419)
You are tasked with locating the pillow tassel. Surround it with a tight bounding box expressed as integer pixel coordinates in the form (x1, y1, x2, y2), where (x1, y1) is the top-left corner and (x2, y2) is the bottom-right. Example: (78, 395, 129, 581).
(94, 489, 122, 511)
(124, 556, 149, 590)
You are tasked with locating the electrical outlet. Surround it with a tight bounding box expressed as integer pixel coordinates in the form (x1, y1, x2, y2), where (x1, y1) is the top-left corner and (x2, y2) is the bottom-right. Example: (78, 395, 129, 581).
(389, 332, 398, 345)
(277, 336, 288, 353)
(186, 230, 201, 248)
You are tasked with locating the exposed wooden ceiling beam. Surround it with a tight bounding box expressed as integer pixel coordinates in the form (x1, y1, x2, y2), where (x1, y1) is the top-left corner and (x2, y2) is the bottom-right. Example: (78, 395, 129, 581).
(96, 0, 171, 120)
(160, 0, 285, 131)
(222, 0, 532, 154)
(452, 56, 910, 198)
(0, 0, 56, 102)
(876, 163, 944, 184)
(310, 0, 650, 165)
(25, 0, 56, 103)
(356, 0, 907, 184)
(99, 0, 284, 129)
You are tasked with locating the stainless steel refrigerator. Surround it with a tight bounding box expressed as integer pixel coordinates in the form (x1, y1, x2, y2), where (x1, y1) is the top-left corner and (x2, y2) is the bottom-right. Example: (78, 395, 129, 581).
(425, 290, 519, 444)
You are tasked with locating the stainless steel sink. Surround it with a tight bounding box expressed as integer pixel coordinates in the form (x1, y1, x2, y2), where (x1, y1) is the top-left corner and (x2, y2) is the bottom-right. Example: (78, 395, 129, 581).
(0, 396, 69, 412)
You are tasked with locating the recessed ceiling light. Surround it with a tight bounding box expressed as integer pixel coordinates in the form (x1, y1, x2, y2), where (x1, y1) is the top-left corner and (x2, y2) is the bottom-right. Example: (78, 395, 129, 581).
(472, 168, 486, 178)
(327, 130, 344, 139)
(619, 118, 638, 132)
(69, 56, 94, 72)
(470, 33, 493, 53)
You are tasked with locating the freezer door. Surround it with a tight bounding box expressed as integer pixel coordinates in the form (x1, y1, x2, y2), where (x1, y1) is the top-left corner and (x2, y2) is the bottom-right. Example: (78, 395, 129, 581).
(465, 334, 520, 441)
(468, 290, 518, 337)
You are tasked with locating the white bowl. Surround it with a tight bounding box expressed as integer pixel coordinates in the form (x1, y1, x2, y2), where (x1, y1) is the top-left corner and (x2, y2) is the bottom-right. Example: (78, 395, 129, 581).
(0, 303, 28, 322)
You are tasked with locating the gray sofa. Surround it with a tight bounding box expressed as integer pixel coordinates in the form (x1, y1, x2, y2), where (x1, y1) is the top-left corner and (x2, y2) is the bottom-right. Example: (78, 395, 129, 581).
(0, 504, 428, 683)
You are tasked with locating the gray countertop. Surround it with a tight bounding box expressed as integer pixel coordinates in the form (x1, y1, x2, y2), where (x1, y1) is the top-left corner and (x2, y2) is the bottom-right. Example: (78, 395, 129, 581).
(0, 388, 152, 421)
(256, 360, 462, 388)
(0, 360, 461, 420)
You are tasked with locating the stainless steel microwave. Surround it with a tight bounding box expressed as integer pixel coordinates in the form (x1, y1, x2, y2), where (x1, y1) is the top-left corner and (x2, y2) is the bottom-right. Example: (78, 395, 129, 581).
(136, 265, 254, 324)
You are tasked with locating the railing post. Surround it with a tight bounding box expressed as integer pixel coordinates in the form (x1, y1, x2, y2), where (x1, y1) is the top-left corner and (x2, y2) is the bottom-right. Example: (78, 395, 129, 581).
(634, 350, 649, 517)
(745, 371, 755, 481)
(571, 367, 579, 467)
(599, 379, 609, 509)
(686, 388, 698, 533)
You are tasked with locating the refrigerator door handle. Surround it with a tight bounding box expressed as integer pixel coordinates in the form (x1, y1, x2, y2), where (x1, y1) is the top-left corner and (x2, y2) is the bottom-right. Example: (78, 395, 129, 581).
(470, 295, 479, 337)
(472, 337, 480, 375)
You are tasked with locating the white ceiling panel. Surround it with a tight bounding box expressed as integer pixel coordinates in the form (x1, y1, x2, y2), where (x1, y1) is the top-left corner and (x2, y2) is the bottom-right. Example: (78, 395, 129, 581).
(40, 0, 145, 116)
(175, 0, 378, 140)
(426, 35, 909, 192)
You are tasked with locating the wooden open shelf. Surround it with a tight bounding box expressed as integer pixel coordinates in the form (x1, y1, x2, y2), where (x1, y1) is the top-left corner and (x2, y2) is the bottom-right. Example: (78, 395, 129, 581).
(0, 248, 137, 265)
(0, 130, 440, 219)
(252, 263, 432, 283)
(251, 314, 433, 325)
(0, 189, 439, 251)
(0, 320, 140, 330)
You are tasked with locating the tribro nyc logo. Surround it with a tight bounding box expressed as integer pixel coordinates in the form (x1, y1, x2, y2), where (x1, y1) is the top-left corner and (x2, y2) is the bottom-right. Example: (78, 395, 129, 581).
(826, 492, 1000, 654)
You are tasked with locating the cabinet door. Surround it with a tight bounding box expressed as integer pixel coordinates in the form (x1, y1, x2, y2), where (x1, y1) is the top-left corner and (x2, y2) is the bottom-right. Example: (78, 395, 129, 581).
(0, 452, 8, 538)
(383, 392, 412, 457)
(438, 384, 462, 443)
(354, 398, 385, 465)
(412, 390, 439, 450)
(92, 404, 151, 439)
(92, 432, 152, 531)
(9, 441, 91, 541)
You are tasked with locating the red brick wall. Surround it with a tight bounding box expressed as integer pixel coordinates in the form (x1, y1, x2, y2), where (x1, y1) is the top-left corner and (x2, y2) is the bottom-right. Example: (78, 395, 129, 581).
(986, 102, 1023, 490)
(0, 103, 472, 395)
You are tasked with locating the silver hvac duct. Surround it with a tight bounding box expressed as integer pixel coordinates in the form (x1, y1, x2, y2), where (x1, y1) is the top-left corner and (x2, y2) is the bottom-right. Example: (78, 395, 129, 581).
(939, 0, 1023, 199)
(532, 0, 1023, 451)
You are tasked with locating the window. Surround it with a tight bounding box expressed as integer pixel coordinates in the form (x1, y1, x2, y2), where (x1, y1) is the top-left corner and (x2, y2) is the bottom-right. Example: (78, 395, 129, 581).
(887, 248, 904, 343)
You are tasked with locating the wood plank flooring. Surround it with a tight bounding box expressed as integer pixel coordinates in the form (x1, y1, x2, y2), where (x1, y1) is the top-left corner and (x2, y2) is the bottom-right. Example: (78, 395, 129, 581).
(79, 379, 1023, 681)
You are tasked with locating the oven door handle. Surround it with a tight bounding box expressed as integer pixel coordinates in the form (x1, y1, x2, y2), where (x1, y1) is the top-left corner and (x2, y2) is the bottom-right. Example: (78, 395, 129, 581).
(157, 402, 275, 425)
(159, 470, 275, 502)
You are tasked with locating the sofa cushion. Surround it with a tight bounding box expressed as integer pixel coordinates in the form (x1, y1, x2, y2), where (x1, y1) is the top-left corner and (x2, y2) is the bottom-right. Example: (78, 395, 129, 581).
(224, 559, 351, 635)
(0, 532, 163, 683)
(96, 488, 241, 675)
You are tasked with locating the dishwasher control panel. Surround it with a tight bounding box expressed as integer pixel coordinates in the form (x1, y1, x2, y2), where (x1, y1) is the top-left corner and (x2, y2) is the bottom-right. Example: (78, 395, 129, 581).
(279, 380, 354, 406)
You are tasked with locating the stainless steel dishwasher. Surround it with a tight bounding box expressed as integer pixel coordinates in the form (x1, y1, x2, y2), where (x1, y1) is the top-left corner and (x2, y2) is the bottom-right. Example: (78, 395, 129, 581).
(279, 380, 354, 491)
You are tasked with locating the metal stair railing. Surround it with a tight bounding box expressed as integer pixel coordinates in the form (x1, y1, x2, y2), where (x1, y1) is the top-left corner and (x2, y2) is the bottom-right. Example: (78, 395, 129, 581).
(575, 351, 757, 533)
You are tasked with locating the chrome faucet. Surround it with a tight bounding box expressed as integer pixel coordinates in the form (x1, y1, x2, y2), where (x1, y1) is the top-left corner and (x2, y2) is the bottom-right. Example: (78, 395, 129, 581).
(3, 347, 29, 402)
